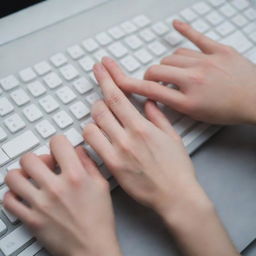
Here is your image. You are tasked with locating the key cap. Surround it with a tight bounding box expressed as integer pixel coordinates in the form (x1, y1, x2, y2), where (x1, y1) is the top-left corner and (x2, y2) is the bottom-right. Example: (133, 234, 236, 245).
(80, 117, 94, 129)
(2, 131, 39, 158)
(134, 49, 153, 64)
(82, 38, 99, 53)
(180, 8, 198, 22)
(193, 2, 211, 15)
(17, 241, 43, 256)
(125, 35, 143, 50)
(19, 68, 36, 83)
(86, 92, 101, 105)
(120, 56, 141, 72)
(152, 22, 169, 36)
(108, 42, 128, 58)
(7, 161, 20, 171)
(43, 72, 62, 89)
(139, 29, 156, 42)
(0, 219, 7, 235)
(0, 150, 9, 166)
(69, 101, 90, 120)
(53, 111, 73, 129)
(79, 56, 95, 72)
(208, 0, 225, 7)
(56, 86, 76, 104)
(0, 224, 33, 256)
(165, 31, 184, 46)
(244, 8, 256, 21)
(191, 19, 210, 33)
(36, 120, 56, 139)
(206, 11, 224, 26)
(59, 64, 79, 81)
(0, 76, 19, 91)
(10, 89, 30, 106)
(67, 45, 84, 60)
(2, 208, 18, 224)
(39, 95, 59, 113)
(250, 30, 256, 44)
(23, 104, 43, 122)
(108, 26, 125, 39)
(173, 116, 197, 136)
(220, 3, 237, 18)
(89, 73, 98, 84)
(64, 128, 84, 147)
(232, 14, 248, 27)
(243, 22, 256, 34)
(33, 145, 50, 156)
(216, 21, 235, 36)
(27, 81, 46, 97)
(0, 127, 7, 142)
(183, 123, 210, 147)
(0, 172, 4, 185)
(50, 53, 68, 67)
(232, 0, 249, 11)
(133, 15, 151, 28)
(85, 145, 103, 166)
(205, 31, 220, 41)
(96, 32, 112, 46)
(165, 14, 182, 26)
(4, 114, 26, 133)
(34, 61, 51, 76)
(94, 49, 110, 62)
(73, 77, 93, 94)
(0, 98, 14, 117)
(0, 187, 9, 202)
(148, 41, 167, 56)
(245, 48, 256, 63)
(121, 21, 138, 34)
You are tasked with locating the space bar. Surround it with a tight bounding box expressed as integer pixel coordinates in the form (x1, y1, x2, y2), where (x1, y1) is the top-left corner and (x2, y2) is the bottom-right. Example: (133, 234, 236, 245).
(2, 131, 39, 159)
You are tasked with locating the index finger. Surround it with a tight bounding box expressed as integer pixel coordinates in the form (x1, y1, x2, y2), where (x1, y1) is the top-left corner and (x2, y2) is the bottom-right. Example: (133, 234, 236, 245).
(173, 20, 221, 54)
(93, 60, 144, 127)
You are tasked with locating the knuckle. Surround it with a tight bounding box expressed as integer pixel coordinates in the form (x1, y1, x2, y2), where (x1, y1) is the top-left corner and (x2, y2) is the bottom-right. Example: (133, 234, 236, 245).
(96, 178, 110, 192)
(67, 172, 83, 186)
(220, 45, 236, 55)
(47, 183, 63, 200)
(144, 65, 159, 79)
(91, 101, 108, 122)
(20, 152, 34, 165)
(5, 170, 18, 184)
(131, 123, 150, 138)
(83, 123, 97, 138)
(27, 216, 44, 230)
(105, 91, 123, 107)
(188, 72, 205, 85)
(173, 48, 186, 55)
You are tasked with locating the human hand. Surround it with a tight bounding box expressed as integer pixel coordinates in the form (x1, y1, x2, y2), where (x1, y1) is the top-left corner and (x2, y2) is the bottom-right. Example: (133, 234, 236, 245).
(83, 58, 210, 218)
(4, 137, 121, 256)
(112, 20, 256, 125)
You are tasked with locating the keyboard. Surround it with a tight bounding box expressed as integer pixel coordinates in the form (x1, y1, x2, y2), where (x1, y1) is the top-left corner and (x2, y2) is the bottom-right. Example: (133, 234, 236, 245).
(0, 0, 255, 255)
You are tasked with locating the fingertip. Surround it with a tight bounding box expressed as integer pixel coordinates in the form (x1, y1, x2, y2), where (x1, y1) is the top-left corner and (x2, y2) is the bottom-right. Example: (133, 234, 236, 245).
(173, 19, 187, 30)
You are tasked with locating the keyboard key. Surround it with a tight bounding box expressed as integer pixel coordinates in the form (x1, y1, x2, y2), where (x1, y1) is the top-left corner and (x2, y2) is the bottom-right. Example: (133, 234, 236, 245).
(67, 45, 84, 60)
(10, 89, 30, 106)
(7, 161, 20, 171)
(243, 22, 256, 33)
(17, 241, 42, 256)
(152, 22, 169, 36)
(243, 8, 256, 21)
(36, 120, 56, 139)
(79, 56, 96, 72)
(120, 55, 141, 72)
(34, 61, 51, 76)
(96, 32, 113, 46)
(94, 49, 110, 62)
(4, 114, 26, 133)
(64, 128, 84, 147)
(220, 3, 237, 18)
(19, 68, 36, 83)
(0, 173, 5, 185)
(56, 86, 76, 104)
(173, 116, 197, 136)
(108, 26, 125, 39)
(192, 2, 211, 15)
(73, 77, 93, 94)
(180, 8, 198, 22)
(125, 35, 143, 50)
(206, 11, 224, 26)
(133, 15, 151, 28)
(134, 49, 153, 64)
(53, 111, 73, 129)
(108, 42, 128, 58)
(85, 145, 103, 166)
(0, 219, 7, 235)
(82, 38, 99, 53)
(121, 21, 138, 34)
(27, 81, 46, 97)
(165, 14, 182, 26)
(148, 41, 167, 56)
(0, 75, 19, 91)
(85, 92, 101, 105)
(0, 127, 7, 142)
(89, 72, 98, 84)
(249, 30, 256, 43)
(2, 208, 18, 224)
(59, 64, 79, 81)
(2, 131, 39, 158)
(139, 29, 156, 42)
(69, 101, 90, 120)
(0, 224, 33, 256)
(232, 14, 248, 27)
(0, 98, 14, 117)
(23, 104, 43, 122)
(0, 149, 9, 166)
(216, 21, 235, 36)
(165, 31, 184, 46)
(191, 19, 210, 33)
(205, 31, 220, 41)
(232, 0, 249, 10)
(33, 145, 50, 156)
(43, 72, 62, 89)
(0, 187, 9, 202)
(39, 95, 59, 113)
(50, 53, 68, 67)
(80, 117, 94, 129)
(208, 0, 225, 7)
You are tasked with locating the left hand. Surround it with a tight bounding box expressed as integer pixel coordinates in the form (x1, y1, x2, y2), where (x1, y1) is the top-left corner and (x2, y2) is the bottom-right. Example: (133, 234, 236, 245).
(4, 137, 121, 256)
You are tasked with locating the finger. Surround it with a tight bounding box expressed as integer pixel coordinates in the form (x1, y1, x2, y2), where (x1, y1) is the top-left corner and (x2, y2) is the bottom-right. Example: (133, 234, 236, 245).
(20, 153, 58, 188)
(144, 101, 179, 138)
(173, 20, 221, 54)
(160, 54, 199, 68)
(173, 47, 205, 58)
(95, 58, 144, 126)
(75, 146, 104, 179)
(49, 135, 85, 177)
(91, 100, 126, 143)
(39, 154, 56, 170)
(102, 57, 187, 109)
(3, 191, 32, 223)
(5, 169, 39, 204)
(83, 123, 116, 166)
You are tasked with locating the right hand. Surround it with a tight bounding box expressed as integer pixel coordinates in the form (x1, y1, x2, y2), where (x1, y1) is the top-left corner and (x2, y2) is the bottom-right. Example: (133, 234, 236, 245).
(106, 20, 256, 125)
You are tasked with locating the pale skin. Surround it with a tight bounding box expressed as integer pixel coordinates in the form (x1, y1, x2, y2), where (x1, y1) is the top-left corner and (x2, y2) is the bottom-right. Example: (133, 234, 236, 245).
(3, 19, 256, 255)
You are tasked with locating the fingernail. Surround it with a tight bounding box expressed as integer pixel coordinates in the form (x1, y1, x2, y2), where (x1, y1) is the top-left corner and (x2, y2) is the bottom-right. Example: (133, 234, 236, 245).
(102, 56, 114, 64)
(94, 63, 105, 73)
(174, 19, 185, 27)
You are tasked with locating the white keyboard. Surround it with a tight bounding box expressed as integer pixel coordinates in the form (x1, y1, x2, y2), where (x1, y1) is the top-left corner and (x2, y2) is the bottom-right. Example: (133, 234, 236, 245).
(0, 0, 255, 255)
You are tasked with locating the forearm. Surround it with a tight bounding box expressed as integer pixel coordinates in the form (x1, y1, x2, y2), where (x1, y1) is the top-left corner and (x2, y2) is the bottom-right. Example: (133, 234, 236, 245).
(156, 184, 240, 256)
